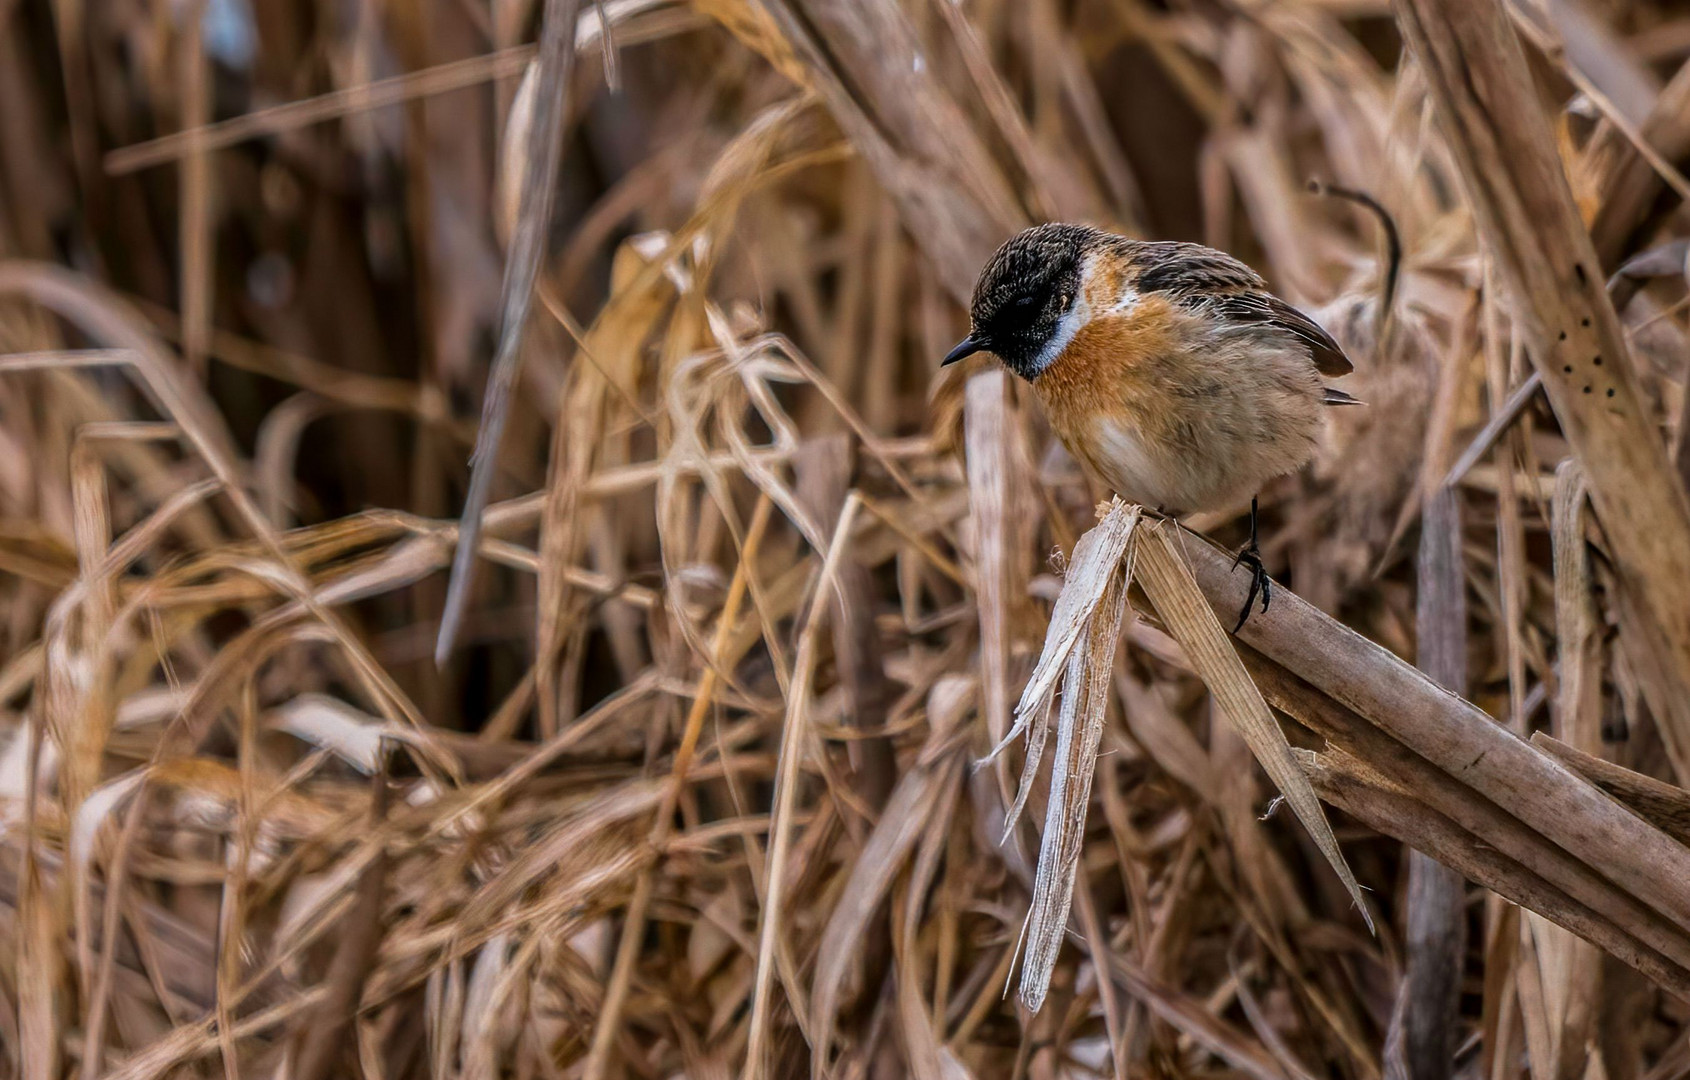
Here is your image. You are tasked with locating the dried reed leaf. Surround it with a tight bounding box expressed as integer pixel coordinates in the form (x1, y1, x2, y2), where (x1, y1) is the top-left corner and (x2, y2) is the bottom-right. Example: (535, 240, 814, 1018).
(1102, 949, 1304, 1080)
(496, 61, 540, 248)
(999, 502, 1140, 758)
(692, 0, 813, 88)
(268, 695, 390, 774)
(1136, 522, 1372, 931)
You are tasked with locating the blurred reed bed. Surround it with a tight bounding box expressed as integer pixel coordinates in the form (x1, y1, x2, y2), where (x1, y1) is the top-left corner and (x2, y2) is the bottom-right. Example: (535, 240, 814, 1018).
(6, 0, 1690, 1077)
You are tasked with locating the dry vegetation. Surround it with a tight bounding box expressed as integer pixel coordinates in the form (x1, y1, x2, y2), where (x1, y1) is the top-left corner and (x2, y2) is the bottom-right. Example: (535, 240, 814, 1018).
(9, 0, 1690, 1076)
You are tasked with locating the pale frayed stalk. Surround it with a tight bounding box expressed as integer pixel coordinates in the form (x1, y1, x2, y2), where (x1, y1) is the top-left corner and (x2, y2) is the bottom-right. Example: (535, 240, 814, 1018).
(987, 500, 1141, 837)
(990, 501, 1370, 1013)
(982, 498, 1138, 1013)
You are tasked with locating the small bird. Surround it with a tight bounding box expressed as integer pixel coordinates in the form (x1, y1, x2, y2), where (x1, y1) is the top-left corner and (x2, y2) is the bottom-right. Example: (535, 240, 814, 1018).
(943, 223, 1359, 630)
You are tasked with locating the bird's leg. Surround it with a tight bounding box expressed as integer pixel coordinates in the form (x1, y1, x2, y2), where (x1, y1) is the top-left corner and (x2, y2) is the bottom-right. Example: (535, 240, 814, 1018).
(1231, 495, 1271, 632)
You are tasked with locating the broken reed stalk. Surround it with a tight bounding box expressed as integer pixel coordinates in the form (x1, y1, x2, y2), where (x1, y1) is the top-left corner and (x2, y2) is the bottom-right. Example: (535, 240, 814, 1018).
(1015, 513, 1134, 1011)
(1190, 526, 1690, 928)
(1243, 650, 1690, 981)
(1002, 505, 1366, 1012)
(1395, 0, 1690, 782)
(993, 501, 1140, 1011)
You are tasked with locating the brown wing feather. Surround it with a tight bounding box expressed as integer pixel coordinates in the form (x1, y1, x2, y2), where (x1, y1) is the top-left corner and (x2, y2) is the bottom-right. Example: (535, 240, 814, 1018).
(1233, 293, 1354, 377)
(1128, 241, 1354, 377)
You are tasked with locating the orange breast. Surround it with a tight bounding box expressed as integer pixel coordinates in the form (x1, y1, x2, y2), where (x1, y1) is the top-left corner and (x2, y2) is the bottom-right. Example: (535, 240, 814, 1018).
(1033, 298, 1182, 449)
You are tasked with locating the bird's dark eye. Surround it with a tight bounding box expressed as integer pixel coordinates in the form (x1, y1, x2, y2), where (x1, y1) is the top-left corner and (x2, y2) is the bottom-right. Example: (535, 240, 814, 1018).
(1014, 294, 1038, 307)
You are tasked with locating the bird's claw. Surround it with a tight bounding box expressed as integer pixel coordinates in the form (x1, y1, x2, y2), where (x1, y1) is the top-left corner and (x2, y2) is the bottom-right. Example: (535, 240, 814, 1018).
(1231, 546, 1271, 633)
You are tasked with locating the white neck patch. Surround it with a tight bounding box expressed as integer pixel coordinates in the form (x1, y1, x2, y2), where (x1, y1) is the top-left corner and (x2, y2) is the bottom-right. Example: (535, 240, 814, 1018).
(1028, 300, 1086, 375)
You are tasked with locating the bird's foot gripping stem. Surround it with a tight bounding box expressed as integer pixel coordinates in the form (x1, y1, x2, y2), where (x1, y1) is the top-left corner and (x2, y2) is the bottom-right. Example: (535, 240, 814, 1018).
(1231, 545, 1271, 632)
(1231, 496, 1270, 633)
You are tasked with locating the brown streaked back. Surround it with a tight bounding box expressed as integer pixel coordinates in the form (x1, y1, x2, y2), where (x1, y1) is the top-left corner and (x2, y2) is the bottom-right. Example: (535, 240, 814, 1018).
(1127, 240, 1354, 377)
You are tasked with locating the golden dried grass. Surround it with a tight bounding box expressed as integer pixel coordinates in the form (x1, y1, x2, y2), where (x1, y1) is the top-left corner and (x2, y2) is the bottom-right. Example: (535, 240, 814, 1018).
(6, 0, 1690, 1076)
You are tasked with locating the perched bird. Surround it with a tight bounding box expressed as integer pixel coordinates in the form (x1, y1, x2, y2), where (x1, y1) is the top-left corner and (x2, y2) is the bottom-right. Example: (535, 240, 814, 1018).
(942, 223, 1359, 630)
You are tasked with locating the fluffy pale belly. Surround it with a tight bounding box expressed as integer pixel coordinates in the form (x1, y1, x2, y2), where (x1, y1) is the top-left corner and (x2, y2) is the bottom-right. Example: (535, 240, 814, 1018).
(1065, 418, 1215, 513)
(1060, 398, 1323, 515)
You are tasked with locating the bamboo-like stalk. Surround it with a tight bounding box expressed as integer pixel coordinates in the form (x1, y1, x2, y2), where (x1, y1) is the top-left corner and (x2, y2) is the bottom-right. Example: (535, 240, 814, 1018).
(1395, 0, 1690, 783)
(1181, 528, 1690, 939)
(1300, 748, 1690, 998)
(1242, 648, 1690, 979)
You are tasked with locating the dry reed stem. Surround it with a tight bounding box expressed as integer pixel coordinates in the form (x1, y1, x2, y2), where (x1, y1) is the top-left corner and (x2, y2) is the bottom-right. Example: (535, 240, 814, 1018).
(1241, 618, 1690, 977)
(1387, 484, 1467, 1080)
(1533, 734, 1690, 847)
(965, 370, 1016, 767)
(437, 0, 584, 664)
(1184, 526, 1690, 938)
(1298, 747, 1690, 998)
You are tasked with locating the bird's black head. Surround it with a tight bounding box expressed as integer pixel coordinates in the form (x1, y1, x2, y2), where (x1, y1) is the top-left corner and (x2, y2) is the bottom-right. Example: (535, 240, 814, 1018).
(943, 223, 1095, 380)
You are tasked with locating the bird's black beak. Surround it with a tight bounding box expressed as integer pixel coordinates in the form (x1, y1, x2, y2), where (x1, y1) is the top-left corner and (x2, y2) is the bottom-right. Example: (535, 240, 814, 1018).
(942, 335, 985, 367)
